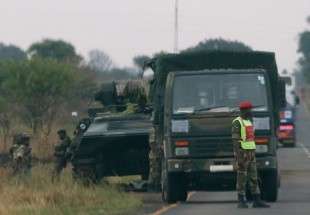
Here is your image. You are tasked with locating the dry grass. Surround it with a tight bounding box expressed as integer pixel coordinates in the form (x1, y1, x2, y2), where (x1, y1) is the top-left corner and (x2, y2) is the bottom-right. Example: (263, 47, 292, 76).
(0, 122, 77, 160)
(0, 164, 142, 215)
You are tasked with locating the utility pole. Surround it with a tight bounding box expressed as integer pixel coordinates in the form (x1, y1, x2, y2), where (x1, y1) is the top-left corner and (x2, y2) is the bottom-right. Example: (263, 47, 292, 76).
(174, 0, 179, 53)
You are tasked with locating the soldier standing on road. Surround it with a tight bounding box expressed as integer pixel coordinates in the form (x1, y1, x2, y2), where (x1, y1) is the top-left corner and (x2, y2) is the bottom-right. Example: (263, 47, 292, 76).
(232, 101, 270, 208)
(52, 129, 71, 181)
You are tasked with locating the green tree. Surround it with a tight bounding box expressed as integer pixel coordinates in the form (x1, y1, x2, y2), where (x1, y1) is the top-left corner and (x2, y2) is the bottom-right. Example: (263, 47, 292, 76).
(28, 39, 82, 63)
(0, 96, 11, 149)
(3, 58, 79, 133)
(108, 68, 135, 80)
(0, 43, 26, 61)
(298, 31, 310, 59)
(297, 18, 310, 81)
(182, 38, 253, 53)
(88, 49, 114, 72)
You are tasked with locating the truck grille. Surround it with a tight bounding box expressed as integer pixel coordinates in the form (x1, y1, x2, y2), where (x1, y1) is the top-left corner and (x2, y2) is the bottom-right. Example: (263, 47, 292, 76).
(190, 138, 234, 157)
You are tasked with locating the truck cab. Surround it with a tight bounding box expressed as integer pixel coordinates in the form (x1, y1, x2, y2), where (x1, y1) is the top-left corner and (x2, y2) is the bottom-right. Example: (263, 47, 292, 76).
(150, 51, 282, 204)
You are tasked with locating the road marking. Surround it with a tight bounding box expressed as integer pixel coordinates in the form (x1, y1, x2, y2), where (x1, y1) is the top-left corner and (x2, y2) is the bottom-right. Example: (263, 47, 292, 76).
(150, 192, 196, 215)
(150, 203, 178, 215)
(299, 142, 310, 159)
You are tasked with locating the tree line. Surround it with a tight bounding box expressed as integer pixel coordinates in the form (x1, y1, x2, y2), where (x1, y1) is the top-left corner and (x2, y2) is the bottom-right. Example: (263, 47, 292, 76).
(0, 38, 253, 148)
(0, 39, 140, 146)
(298, 16, 310, 81)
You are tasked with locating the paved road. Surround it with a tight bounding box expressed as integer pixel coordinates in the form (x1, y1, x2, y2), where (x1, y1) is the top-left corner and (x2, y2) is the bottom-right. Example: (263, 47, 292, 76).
(161, 105, 310, 215)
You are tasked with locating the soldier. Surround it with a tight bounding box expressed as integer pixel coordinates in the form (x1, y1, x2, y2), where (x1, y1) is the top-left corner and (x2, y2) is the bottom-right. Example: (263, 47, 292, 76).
(69, 118, 91, 159)
(9, 133, 32, 175)
(52, 129, 71, 181)
(148, 125, 162, 191)
(232, 101, 270, 208)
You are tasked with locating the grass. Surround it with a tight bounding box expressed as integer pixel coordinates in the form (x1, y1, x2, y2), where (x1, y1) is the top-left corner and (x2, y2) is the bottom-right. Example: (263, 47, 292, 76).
(0, 164, 142, 215)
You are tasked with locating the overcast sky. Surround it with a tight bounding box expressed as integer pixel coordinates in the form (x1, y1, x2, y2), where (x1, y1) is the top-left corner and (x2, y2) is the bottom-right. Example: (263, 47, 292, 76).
(1, 0, 309, 72)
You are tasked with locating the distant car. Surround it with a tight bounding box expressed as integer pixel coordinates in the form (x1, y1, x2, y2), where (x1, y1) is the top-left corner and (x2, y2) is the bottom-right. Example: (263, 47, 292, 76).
(277, 103, 296, 147)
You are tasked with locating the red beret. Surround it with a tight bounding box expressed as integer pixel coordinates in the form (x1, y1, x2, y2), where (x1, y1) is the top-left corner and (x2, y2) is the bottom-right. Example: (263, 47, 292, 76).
(239, 101, 253, 109)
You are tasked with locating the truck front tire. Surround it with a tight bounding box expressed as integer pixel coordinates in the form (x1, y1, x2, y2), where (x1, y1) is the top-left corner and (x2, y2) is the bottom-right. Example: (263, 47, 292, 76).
(161, 161, 188, 204)
(260, 170, 279, 202)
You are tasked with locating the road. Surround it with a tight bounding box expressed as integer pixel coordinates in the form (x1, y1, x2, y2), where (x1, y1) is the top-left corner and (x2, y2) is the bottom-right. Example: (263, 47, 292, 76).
(158, 105, 310, 215)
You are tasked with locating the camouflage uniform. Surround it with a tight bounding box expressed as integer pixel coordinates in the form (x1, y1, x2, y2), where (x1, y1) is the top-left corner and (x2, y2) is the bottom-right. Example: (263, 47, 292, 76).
(232, 120, 259, 196)
(232, 102, 270, 208)
(148, 125, 162, 191)
(9, 133, 32, 175)
(52, 130, 71, 181)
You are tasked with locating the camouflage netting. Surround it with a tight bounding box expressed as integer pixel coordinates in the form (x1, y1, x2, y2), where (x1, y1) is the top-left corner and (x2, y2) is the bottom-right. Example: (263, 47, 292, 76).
(94, 80, 149, 114)
(123, 80, 148, 107)
(150, 51, 280, 125)
(94, 82, 118, 106)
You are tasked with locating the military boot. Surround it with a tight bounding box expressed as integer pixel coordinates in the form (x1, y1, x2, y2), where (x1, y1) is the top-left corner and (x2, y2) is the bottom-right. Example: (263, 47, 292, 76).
(252, 194, 270, 208)
(237, 194, 249, 208)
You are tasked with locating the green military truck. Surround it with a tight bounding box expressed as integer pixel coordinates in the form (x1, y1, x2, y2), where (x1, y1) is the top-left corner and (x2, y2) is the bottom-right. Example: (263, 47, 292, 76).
(148, 51, 284, 203)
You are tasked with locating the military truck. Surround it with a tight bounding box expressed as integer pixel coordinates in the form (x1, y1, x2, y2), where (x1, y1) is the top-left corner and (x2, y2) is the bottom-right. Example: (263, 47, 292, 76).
(71, 81, 152, 182)
(147, 51, 285, 203)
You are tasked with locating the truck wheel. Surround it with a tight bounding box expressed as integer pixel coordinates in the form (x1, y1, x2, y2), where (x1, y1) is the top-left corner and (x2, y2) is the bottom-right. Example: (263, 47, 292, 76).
(161, 161, 188, 204)
(260, 170, 278, 202)
(161, 161, 175, 203)
(178, 177, 188, 202)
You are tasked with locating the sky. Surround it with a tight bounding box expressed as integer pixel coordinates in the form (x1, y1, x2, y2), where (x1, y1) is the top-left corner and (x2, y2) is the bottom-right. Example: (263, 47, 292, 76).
(0, 0, 309, 72)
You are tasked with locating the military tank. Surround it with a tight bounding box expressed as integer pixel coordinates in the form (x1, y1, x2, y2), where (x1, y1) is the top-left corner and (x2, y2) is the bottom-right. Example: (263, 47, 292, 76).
(71, 81, 152, 182)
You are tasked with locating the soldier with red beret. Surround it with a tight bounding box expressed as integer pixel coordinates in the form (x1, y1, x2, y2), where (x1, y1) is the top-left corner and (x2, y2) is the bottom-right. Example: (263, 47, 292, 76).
(232, 101, 270, 208)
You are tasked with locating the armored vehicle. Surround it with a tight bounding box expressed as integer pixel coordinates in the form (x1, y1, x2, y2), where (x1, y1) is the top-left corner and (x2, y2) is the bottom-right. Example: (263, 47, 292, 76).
(147, 51, 285, 203)
(71, 81, 152, 182)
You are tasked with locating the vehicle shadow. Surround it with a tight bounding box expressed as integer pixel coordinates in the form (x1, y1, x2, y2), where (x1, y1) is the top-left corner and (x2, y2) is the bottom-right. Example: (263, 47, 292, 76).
(183, 200, 236, 205)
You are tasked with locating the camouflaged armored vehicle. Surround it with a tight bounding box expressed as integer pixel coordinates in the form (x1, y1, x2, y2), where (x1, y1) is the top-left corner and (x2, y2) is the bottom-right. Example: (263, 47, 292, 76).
(71, 81, 152, 182)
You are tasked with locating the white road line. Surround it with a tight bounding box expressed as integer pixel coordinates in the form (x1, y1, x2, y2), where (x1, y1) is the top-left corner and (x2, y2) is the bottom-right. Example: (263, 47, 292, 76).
(299, 142, 310, 159)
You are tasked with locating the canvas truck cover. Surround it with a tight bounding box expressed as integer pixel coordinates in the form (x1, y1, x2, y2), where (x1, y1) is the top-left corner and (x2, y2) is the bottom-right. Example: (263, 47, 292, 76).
(150, 51, 280, 126)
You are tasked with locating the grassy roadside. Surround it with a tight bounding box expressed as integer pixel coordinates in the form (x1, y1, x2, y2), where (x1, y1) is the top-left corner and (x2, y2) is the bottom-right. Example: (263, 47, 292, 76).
(0, 165, 142, 215)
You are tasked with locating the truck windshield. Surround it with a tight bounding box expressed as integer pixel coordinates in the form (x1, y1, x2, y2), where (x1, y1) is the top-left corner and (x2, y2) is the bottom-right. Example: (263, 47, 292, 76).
(173, 73, 268, 114)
